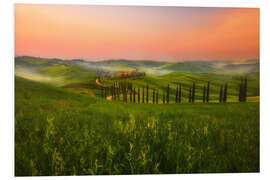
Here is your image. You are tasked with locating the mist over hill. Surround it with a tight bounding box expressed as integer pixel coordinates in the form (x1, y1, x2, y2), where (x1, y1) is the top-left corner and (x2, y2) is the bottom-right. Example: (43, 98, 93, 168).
(15, 56, 259, 79)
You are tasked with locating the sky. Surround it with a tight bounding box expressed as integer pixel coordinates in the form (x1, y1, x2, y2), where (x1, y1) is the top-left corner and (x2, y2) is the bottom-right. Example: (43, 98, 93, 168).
(15, 4, 259, 62)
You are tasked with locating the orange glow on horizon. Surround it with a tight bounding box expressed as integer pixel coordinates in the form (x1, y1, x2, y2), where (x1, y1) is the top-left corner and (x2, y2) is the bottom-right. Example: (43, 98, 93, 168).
(15, 4, 259, 61)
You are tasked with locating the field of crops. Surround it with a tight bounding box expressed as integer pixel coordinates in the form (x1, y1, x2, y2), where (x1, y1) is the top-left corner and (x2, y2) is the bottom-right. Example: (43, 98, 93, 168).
(15, 76, 259, 176)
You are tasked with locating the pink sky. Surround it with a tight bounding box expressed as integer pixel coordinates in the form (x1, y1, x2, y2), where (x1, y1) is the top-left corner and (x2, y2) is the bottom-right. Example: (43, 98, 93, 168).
(15, 4, 259, 62)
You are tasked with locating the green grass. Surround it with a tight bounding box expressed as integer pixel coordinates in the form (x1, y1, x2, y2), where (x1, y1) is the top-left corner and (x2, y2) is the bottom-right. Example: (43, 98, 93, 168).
(39, 64, 97, 85)
(15, 76, 259, 176)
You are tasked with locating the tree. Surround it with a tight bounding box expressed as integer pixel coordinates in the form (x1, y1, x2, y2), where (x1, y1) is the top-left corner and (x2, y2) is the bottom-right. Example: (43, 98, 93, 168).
(105, 87, 107, 99)
(138, 88, 140, 104)
(156, 90, 158, 104)
(175, 84, 178, 103)
(117, 87, 120, 101)
(163, 90, 165, 104)
(112, 86, 114, 101)
(239, 79, 243, 102)
(130, 88, 132, 103)
(133, 88, 136, 103)
(243, 77, 247, 102)
(203, 86, 206, 103)
(206, 81, 210, 103)
(179, 84, 182, 103)
(153, 88, 155, 104)
(167, 84, 170, 104)
(142, 87, 145, 103)
(146, 85, 149, 104)
(219, 85, 223, 103)
(189, 87, 191, 103)
(223, 83, 228, 103)
(192, 82, 195, 103)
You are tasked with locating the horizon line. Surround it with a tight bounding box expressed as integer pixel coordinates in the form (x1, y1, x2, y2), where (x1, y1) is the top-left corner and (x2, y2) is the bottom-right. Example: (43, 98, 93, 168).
(14, 55, 260, 63)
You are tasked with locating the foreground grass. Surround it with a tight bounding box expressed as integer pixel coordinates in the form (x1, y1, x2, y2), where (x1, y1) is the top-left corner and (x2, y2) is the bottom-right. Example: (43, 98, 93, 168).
(15, 76, 259, 176)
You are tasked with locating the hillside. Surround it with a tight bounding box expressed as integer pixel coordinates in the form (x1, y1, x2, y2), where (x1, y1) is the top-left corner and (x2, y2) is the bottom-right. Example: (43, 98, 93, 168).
(15, 76, 259, 175)
(15, 56, 260, 76)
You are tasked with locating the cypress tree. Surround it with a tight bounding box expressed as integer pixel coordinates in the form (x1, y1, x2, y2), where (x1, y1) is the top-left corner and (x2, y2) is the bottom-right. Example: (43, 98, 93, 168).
(223, 83, 228, 103)
(189, 87, 191, 103)
(163, 90, 165, 104)
(105, 87, 107, 99)
(206, 81, 210, 103)
(112, 86, 115, 101)
(179, 84, 182, 103)
(167, 84, 170, 104)
(192, 82, 195, 103)
(153, 88, 155, 104)
(175, 84, 178, 103)
(122, 87, 125, 102)
(219, 85, 223, 103)
(138, 88, 140, 104)
(243, 77, 247, 102)
(125, 88, 128, 103)
(156, 90, 158, 104)
(130, 88, 132, 103)
(142, 87, 145, 103)
(239, 79, 243, 102)
(116, 83, 118, 100)
(153, 88, 156, 104)
(146, 85, 149, 104)
(203, 86, 206, 103)
(133, 88, 136, 103)
(113, 83, 115, 101)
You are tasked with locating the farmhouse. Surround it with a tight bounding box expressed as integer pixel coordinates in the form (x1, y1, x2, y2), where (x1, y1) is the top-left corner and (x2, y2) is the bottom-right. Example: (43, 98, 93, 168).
(115, 69, 145, 78)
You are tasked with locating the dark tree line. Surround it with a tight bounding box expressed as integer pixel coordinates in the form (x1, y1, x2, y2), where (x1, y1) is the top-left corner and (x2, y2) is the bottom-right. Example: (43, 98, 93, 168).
(99, 78, 247, 104)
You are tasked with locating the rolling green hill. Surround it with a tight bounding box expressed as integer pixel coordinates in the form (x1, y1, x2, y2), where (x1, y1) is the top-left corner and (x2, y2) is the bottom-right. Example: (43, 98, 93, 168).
(15, 56, 260, 175)
(15, 76, 259, 175)
(15, 56, 260, 76)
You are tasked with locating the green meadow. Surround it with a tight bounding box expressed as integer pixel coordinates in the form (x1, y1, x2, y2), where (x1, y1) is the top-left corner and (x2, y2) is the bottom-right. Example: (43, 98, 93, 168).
(15, 57, 260, 176)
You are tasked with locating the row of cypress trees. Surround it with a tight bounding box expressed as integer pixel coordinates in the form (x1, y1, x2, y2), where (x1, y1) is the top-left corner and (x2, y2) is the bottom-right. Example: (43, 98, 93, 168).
(100, 78, 247, 103)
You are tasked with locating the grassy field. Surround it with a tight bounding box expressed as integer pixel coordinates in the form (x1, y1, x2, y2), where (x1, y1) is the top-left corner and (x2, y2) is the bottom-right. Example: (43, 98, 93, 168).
(15, 76, 259, 176)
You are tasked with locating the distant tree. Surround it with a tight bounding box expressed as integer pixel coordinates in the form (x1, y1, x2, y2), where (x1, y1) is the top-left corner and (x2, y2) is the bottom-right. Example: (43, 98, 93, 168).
(153, 88, 155, 104)
(192, 82, 195, 103)
(130, 88, 132, 103)
(142, 87, 145, 103)
(179, 84, 182, 103)
(189, 87, 191, 103)
(167, 84, 170, 104)
(203, 86, 206, 103)
(175, 84, 178, 103)
(138, 88, 140, 104)
(243, 77, 247, 102)
(125, 88, 128, 103)
(156, 90, 158, 104)
(206, 81, 210, 103)
(223, 83, 228, 103)
(146, 85, 149, 104)
(117, 87, 120, 101)
(239, 79, 243, 102)
(133, 88, 136, 103)
(219, 85, 223, 103)
(105, 87, 107, 99)
(112, 86, 114, 101)
(163, 90, 165, 104)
